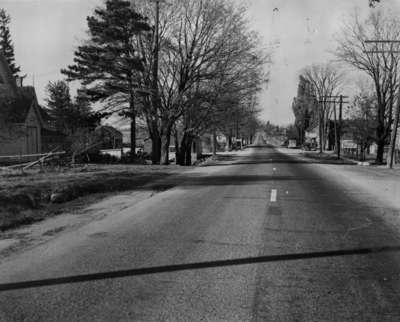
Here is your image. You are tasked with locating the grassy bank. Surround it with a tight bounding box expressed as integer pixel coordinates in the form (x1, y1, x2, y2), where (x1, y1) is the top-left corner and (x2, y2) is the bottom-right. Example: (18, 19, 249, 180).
(302, 151, 356, 164)
(0, 164, 184, 231)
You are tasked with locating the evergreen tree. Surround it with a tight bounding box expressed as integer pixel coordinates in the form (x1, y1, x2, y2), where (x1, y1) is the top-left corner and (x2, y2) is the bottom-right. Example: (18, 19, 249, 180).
(0, 9, 20, 77)
(74, 86, 104, 129)
(75, 87, 92, 116)
(62, 0, 151, 161)
(45, 80, 73, 133)
(46, 81, 105, 137)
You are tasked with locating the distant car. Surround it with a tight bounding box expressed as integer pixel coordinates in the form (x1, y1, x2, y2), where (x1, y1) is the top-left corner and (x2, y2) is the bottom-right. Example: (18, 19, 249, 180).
(169, 146, 176, 162)
(288, 140, 297, 148)
(302, 139, 318, 151)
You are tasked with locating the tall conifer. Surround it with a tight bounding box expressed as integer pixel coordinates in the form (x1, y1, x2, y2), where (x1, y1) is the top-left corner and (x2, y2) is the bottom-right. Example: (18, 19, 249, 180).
(0, 9, 20, 77)
(62, 0, 151, 161)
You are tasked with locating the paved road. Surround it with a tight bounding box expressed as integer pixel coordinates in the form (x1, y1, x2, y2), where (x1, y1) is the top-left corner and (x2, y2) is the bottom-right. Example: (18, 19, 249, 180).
(1, 146, 400, 321)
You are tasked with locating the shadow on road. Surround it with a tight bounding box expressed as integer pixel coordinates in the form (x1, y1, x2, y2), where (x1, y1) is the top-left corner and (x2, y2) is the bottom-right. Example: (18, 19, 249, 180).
(176, 174, 323, 186)
(1, 245, 399, 292)
(202, 151, 355, 167)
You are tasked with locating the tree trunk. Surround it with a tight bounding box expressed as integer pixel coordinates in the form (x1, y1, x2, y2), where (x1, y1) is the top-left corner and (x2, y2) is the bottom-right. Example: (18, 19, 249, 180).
(129, 91, 136, 163)
(196, 139, 202, 160)
(177, 149, 185, 166)
(375, 101, 386, 164)
(387, 91, 400, 168)
(184, 137, 193, 166)
(359, 144, 365, 161)
(147, 120, 161, 164)
(160, 123, 172, 165)
(177, 133, 187, 166)
(212, 131, 217, 156)
(177, 132, 193, 166)
(376, 139, 384, 164)
(130, 118, 136, 163)
(174, 127, 180, 165)
(319, 115, 323, 153)
(151, 135, 161, 164)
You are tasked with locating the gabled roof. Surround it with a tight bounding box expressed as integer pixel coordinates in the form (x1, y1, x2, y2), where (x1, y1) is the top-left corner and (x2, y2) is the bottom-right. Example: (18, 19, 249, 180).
(2, 87, 45, 126)
(96, 125, 122, 137)
(0, 52, 44, 126)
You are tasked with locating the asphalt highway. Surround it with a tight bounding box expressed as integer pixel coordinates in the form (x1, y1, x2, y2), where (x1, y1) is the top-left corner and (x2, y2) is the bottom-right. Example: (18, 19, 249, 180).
(0, 145, 400, 321)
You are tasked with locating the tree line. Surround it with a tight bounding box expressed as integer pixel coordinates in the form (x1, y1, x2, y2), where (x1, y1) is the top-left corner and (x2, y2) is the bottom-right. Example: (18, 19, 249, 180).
(61, 0, 268, 165)
(0, 1, 267, 165)
(292, 6, 400, 164)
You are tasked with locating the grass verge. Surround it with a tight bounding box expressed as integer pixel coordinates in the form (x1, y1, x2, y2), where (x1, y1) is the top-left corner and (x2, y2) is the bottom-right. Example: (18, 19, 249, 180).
(302, 152, 356, 165)
(0, 164, 184, 231)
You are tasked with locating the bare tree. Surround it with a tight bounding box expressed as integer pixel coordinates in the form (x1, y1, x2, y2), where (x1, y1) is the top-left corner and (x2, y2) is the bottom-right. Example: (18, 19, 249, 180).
(369, 0, 381, 7)
(302, 63, 344, 152)
(335, 10, 400, 163)
(345, 80, 377, 161)
(132, 0, 268, 164)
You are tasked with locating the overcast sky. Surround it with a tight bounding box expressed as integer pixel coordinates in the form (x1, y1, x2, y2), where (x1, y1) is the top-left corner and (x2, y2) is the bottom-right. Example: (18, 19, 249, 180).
(2, 0, 400, 125)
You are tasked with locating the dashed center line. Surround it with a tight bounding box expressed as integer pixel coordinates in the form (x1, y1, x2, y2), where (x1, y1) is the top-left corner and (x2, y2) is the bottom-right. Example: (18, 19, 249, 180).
(270, 189, 277, 202)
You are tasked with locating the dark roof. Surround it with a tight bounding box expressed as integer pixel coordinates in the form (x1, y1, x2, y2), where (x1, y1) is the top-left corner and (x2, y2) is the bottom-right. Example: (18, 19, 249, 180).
(41, 127, 65, 137)
(0, 52, 42, 125)
(1, 86, 42, 124)
(95, 125, 122, 137)
(2, 95, 34, 123)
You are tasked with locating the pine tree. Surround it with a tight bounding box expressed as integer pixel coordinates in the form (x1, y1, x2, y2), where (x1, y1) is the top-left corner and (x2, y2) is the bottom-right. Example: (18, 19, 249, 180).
(62, 0, 151, 161)
(74, 86, 103, 129)
(75, 87, 92, 116)
(0, 9, 20, 77)
(45, 80, 73, 133)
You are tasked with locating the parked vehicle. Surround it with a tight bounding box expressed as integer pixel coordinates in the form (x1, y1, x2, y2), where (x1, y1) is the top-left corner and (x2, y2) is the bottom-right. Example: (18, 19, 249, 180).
(302, 138, 318, 151)
(168, 146, 176, 162)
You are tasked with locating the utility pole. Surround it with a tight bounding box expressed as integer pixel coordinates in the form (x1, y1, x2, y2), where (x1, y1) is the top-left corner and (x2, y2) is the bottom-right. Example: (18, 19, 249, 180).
(339, 95, 344, 160)
(364, 39, 400, 168)
(152, 0, 160, 104)
(388, 91, 400, 168)
(148, 0, 162, 163)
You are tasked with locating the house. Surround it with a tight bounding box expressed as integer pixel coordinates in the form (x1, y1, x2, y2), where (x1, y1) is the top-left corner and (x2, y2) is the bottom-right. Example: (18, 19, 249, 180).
(0, 53, 63, 157)
(305, 119, 337, 150)
(200, 132, 226, 153)
(95, 125, 123, 150)
(305, 119, 319, 146)
(0, 52, 41, 156)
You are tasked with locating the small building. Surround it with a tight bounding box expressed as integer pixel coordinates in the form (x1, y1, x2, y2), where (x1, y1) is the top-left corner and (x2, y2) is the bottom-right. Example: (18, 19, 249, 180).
(0, 53, 63, 156)
(305, 119, 319, 146)
(0, 53, 38, 155)
(200, 132, 227, 153)
(94, 125, 123, 150)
